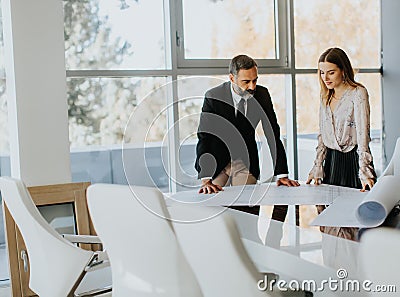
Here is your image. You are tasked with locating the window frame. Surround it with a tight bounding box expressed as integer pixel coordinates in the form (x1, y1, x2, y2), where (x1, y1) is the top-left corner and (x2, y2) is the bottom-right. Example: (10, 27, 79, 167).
(174, 0, 289, 68)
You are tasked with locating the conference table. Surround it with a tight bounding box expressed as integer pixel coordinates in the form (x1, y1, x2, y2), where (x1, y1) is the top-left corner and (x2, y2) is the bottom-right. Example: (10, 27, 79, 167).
(166, 183, 369, 297)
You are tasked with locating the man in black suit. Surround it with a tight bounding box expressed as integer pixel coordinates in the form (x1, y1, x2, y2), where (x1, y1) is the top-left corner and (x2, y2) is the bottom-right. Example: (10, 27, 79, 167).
(195, 54, 299, 220)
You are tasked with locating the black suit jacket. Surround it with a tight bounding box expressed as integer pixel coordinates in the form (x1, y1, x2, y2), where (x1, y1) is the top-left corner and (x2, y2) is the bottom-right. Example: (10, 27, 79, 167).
(195, 82, 288, 180)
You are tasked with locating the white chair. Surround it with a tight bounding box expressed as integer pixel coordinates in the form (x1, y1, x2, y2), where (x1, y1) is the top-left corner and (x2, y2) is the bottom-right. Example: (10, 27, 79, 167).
(86, 183, 203, 297)
(0, 177, 111, 297)
(168, 205, 306, 297)
(359, 227, 400, 295)
(382, 137, 400, 176)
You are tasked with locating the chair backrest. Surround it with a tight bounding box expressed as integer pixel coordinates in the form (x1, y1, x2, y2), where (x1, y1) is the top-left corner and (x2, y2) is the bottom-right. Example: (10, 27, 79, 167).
(86, 183, 203, 297)
(359, 227, 400, 295)
(0, 177, 94, 297)
(382, 137, 400, 177)
(169, 205, 277, 297)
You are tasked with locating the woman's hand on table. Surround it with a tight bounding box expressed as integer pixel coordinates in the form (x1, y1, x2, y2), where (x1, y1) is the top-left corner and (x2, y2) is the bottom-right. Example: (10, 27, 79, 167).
(361, 178, 375, 192)
(306, 174, 322, 185)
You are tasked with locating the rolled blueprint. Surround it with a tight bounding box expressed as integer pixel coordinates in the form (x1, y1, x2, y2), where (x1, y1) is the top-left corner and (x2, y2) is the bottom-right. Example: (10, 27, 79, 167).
(311, 175, 400, 227)
(356, 175, 400, 227)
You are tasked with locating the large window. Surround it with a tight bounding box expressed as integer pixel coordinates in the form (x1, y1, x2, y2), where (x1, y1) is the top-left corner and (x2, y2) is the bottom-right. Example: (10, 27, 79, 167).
(67, 77, 167, 148)
(176, 0, 288, 67)
(294, 0, 380, 69)
(64, 0, 382, 201)
(64, 0, 167, 70)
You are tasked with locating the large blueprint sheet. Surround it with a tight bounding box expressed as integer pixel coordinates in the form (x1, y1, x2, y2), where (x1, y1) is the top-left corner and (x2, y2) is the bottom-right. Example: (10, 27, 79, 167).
(166, 182, 364, 206)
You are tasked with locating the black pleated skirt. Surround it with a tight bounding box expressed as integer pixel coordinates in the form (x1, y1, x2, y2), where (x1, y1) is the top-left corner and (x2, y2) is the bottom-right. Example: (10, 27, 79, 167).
(319, 146, 363, 240)
(322, 146, 362, 189)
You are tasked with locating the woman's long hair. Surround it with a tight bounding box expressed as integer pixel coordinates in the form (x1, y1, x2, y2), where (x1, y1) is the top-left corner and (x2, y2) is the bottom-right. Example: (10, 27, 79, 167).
(318, 47, 363, 106)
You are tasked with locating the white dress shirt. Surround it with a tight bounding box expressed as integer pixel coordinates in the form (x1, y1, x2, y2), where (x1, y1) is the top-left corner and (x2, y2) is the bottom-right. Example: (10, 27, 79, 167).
(230, 83, 248, 116)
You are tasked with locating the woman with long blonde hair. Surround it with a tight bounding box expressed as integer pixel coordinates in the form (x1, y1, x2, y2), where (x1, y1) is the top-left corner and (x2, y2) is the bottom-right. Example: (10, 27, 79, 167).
(306, 47, 376, 240)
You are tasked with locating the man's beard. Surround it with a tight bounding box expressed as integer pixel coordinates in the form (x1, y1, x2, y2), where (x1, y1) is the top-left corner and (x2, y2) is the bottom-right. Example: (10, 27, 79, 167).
(233, 84, 255, 99)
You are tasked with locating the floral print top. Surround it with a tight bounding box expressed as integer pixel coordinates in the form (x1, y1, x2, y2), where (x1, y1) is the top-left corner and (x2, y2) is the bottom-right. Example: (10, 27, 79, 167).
(310, 86, 376, 182)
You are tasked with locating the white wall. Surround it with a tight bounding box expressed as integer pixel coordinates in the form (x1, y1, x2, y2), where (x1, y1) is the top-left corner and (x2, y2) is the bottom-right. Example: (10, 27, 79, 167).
(382, 0, 400, 166)
(2, 0, 71, 186)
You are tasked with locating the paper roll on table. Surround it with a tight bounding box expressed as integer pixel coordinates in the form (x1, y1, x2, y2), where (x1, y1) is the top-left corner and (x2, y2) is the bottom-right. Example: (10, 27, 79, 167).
(356, 176, 400, 227)
(311, 175, 400, 228)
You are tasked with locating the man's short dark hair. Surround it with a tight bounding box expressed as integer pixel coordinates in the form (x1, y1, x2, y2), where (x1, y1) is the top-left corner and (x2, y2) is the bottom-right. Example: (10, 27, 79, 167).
(229, 55, 258, 76)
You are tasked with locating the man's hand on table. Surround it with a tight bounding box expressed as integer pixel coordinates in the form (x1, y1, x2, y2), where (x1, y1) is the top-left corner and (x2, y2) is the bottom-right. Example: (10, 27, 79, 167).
(276, 177, 300, 187)
(199, 177, 299, 193)
(198, 179, 223, 194)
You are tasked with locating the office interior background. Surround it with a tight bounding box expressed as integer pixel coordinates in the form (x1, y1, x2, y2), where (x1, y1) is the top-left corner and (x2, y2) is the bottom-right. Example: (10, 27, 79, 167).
(0, 0, 399, 287)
